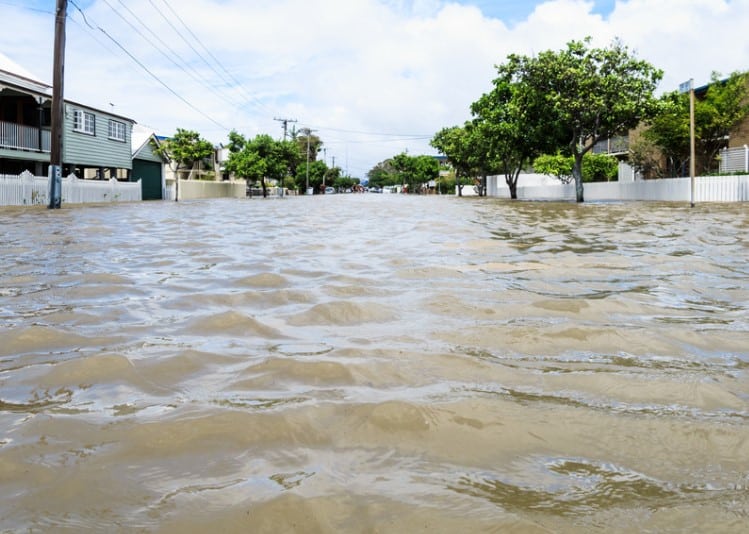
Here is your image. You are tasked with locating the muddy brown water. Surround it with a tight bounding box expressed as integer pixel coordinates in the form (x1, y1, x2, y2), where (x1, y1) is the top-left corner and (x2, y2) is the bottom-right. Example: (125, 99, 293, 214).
(1, 195, 748, 532)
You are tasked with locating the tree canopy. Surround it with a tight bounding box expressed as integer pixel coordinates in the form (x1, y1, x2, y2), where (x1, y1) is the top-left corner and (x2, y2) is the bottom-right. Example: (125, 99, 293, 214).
(367, 153, 439, 192)
(633, 71, 749, 177)
(224, 131, 300, 197)
(153, 128, 215, 201)
(431, 37, 661, 201)
(469, 57, 565, 198)
(154, 128, 214, 177)
(430, 125, 479, 196)
(512, 37, 663, 201)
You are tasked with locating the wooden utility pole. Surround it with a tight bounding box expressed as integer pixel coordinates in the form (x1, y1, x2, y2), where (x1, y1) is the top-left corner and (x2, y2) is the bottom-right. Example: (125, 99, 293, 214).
(274, 117, 297, 140)
(301, 128, 316, 194)
(48, 0, 67, 209)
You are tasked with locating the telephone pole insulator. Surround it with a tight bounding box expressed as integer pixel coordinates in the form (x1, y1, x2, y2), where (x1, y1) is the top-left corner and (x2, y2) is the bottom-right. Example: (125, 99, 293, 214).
(273, 117, 297, 140)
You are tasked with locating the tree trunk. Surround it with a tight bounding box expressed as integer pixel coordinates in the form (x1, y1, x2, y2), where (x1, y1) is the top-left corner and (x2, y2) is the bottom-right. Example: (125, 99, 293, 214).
(261, 177, 268, 198)
(506, 170, 519, 200)
(573, 153, 585, 202)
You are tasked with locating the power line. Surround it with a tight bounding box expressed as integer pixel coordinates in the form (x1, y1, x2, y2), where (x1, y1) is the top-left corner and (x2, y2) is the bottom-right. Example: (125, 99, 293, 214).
(99, 0, 245, 110)
(148, 0, 273, 116)
(157, 0, 274, 116)
(274, 117, 297, 140)
(68, 0, 228, 131)
(310, 125, 433, 137)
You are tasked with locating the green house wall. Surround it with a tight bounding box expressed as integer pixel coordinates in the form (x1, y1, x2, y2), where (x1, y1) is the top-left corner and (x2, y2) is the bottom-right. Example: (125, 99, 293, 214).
(63, 103, 134, 170)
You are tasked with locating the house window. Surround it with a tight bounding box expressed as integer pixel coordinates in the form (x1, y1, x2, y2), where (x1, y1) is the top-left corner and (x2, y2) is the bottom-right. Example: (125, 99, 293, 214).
(108, 120, 126, 141)
(73, 109, 96, 135)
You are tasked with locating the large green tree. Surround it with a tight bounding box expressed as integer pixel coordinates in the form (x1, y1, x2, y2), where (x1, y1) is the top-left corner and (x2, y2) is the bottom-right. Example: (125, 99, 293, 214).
(295, 159, 328, 193)
(513, 37, 662, 201)
(431, 125, 481, 196)
(636, 71, 749, 177)
(391, 152, 439, 193)
(154, 128, 215, 201)
(471, 55, 566, 199)
(367, 159, 398, 188)
(225, 132, 300, 197)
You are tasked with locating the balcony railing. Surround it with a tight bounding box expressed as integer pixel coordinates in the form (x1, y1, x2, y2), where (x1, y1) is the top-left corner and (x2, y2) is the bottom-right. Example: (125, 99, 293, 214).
(0, 120, 51, 152)
(592, 135, 629, 155)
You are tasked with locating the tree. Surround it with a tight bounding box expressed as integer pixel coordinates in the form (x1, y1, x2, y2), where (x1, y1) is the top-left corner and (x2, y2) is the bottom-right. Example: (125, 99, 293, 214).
(224, 133, 300, 197)
(294, 131, 323, 162)
(367, 159, 398, 188)
(696, 72, 749, 173)
(470, 56, 564, 199)
(154, 128, 215, 201)
(431, 125, 479, 196)
(641, 71, 749, 176)
(295, 159, 328, 192)
(389, 152, 440, 193)
(513, 37, 662, 201)
(412, 155, 440, 193)
(638, 93, 689, 177)
(533, 152, 618, 183)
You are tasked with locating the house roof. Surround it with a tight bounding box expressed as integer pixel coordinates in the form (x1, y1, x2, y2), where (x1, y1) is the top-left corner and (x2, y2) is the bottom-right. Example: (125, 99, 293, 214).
(1, 52, 135, 123)
(132, 123, 166, 160)
(0, 51, 43, 82)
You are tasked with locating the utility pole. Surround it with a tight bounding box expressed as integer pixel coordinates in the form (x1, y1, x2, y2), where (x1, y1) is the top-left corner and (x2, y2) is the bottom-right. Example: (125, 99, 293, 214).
(301, 128, 316, 194)
(274, 117, 297, 140)
(48, 0, 66, 209)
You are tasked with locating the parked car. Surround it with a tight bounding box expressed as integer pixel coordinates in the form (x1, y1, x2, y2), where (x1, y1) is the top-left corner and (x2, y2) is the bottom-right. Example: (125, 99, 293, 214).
(325, 186, 335, 194)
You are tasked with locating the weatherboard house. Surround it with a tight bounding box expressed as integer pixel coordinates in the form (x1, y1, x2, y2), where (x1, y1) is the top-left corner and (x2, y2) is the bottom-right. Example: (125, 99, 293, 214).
(0, 53, 134, 181)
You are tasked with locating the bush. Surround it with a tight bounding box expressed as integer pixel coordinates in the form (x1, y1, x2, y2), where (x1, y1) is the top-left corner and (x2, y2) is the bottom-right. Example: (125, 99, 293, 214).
(533, 153, 618, 182)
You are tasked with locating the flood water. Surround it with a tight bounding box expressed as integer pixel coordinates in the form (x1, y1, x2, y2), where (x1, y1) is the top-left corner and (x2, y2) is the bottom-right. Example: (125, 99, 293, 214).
(1, 194, 748, 532)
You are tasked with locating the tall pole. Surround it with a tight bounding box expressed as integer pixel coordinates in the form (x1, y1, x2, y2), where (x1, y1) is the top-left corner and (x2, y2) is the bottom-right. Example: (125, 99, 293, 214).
(48, 0, 66, 209)
(302, 128, 316, 194)
(305, 129, 311, 193)
(274, 117, 297, 140)
(689, 80, 696, 208)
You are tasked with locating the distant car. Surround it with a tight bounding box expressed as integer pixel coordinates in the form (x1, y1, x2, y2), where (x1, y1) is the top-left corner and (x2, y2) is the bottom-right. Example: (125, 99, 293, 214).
(325, 186, 335, 194)
(368, 186, 381, 193)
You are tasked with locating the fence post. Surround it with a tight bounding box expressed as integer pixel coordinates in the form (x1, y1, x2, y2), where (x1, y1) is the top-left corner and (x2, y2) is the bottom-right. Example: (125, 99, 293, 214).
(744, 145, 748, 173)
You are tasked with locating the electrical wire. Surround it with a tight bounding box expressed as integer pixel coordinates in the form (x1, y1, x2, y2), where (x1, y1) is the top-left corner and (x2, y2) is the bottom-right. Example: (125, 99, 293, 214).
(147, 0, 273, 117)
(100, 0, 246, 110)
(156, 0, 275, 116)
(68, 0, 229, 131)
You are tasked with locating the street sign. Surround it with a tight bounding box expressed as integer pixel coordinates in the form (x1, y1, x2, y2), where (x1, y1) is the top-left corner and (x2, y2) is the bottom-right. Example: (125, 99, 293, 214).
(679, 79, 693, 94)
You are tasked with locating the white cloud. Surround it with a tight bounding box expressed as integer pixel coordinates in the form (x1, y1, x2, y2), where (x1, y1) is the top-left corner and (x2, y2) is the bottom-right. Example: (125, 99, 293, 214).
(1, 0, 747, 178)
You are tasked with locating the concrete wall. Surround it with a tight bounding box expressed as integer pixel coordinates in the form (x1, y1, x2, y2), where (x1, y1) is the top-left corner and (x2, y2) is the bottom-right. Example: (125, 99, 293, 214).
(165, 178, 246, 200)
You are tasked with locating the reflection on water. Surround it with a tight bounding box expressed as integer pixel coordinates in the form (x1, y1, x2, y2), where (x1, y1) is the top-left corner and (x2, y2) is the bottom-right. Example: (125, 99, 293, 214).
(1, 196, 748, 532)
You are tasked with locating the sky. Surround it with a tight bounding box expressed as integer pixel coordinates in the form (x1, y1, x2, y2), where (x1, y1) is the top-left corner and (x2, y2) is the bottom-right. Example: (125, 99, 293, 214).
(1, 0, 747, 178)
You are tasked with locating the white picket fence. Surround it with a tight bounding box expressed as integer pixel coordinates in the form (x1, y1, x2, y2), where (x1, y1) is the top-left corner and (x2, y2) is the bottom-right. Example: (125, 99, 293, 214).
(488, 174, 749, 202)
(0, 170, 141, 206)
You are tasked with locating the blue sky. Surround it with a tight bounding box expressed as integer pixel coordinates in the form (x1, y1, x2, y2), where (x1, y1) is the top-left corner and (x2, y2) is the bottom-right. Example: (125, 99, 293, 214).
(15, 0, 617, 24)
(456, 0, 616, 22)
(1, 1, 747, 178)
